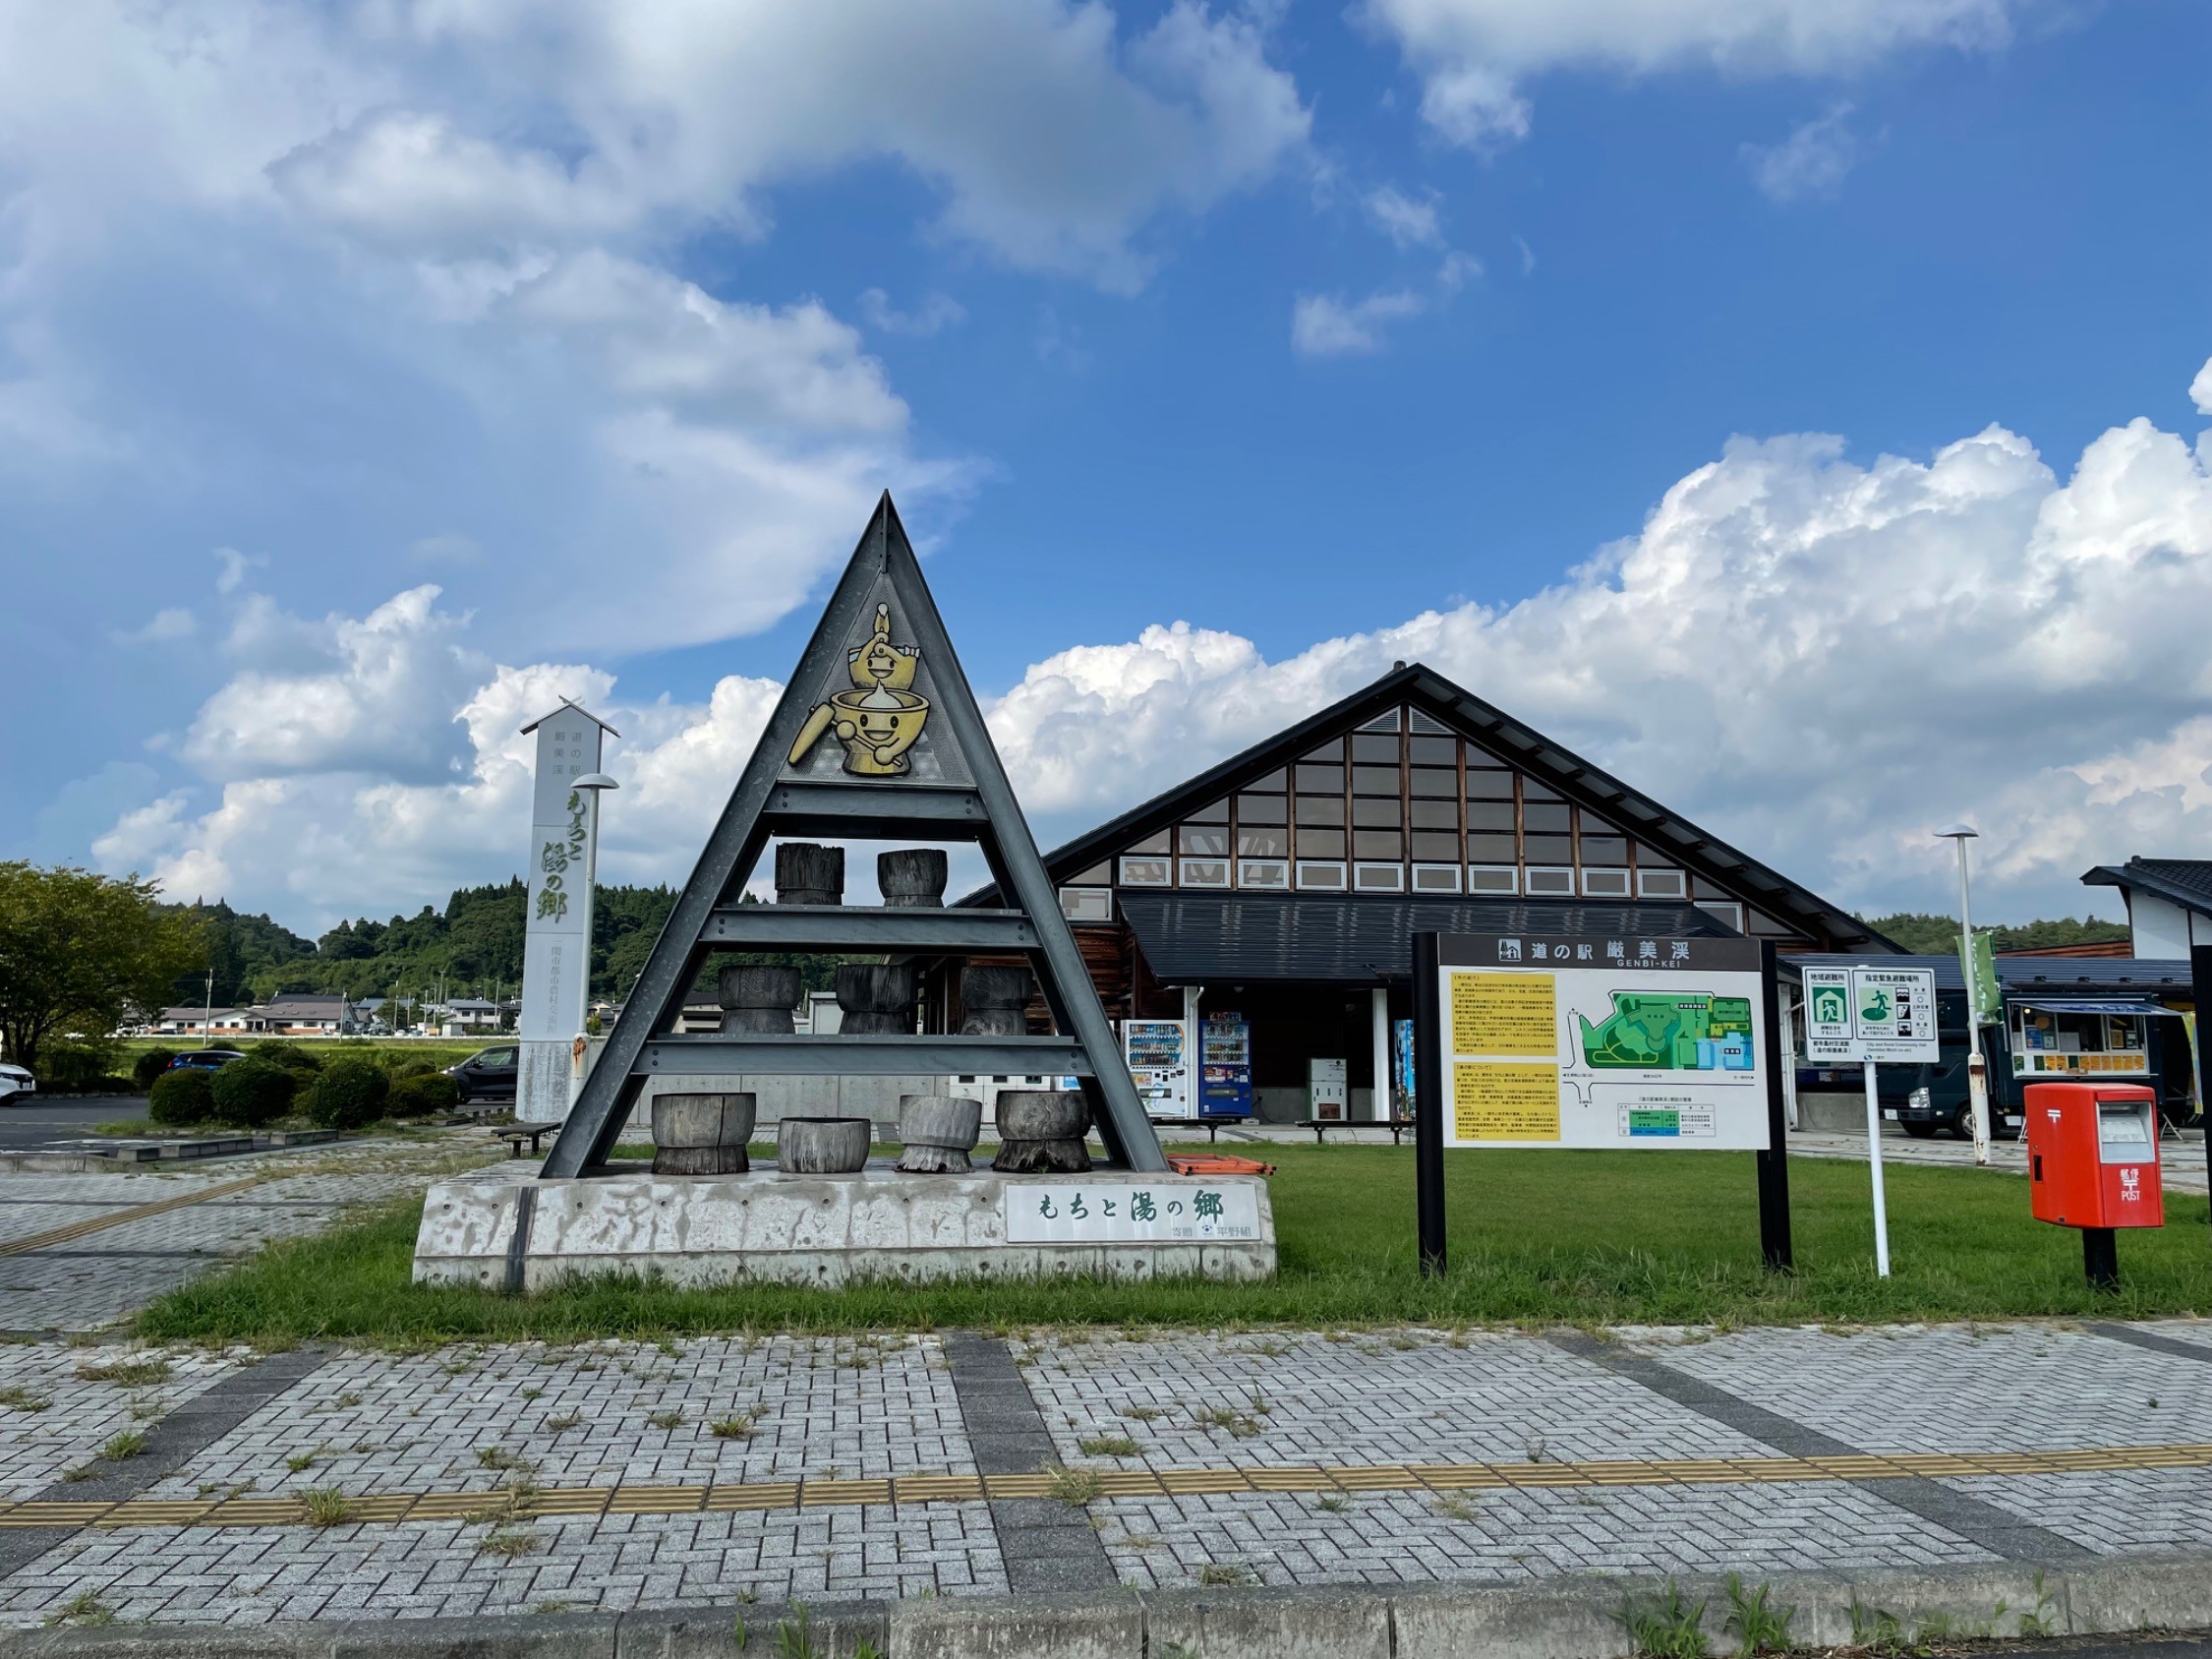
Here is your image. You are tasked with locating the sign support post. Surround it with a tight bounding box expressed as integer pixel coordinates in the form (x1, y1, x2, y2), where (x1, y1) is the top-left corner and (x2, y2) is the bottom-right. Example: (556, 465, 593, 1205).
(1413, 930, 1447, 1277)
(1803, 958, 1940, 1274)
(1862, 1058, 1891, 1277)
(2193, 946, 2212, 1240)
(1757, 941, 1795, 1273)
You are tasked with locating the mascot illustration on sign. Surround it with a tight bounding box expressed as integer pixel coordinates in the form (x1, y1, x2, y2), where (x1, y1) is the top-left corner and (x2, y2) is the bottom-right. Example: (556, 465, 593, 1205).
(787, 603, 931, 776)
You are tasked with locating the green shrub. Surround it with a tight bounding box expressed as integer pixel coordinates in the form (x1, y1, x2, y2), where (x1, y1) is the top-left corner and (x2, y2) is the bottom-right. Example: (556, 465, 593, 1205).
(383, 1056, 437, 1082)
(38, 1039, 126, 1093)
(147, 1068, 217, 1127)
(131, 1049, 179, 1092)
(388, 1072, 460, 1116)
(247, 1040, 322, 1078)
(305, 1059, 388, 1130)
(209, 1060, 296, 1128)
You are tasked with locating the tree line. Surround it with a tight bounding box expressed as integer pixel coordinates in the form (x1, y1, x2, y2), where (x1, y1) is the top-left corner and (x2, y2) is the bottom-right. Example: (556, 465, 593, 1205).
(1860, 913, 2130, 956)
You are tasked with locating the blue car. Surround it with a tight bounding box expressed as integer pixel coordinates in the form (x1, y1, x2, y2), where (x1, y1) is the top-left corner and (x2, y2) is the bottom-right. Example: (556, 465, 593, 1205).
(167, 1049, 247, 1072)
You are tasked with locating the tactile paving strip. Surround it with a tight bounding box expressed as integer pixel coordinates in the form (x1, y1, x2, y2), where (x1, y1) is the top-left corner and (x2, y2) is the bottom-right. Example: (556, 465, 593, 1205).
(2, 1442, 2203, 1531)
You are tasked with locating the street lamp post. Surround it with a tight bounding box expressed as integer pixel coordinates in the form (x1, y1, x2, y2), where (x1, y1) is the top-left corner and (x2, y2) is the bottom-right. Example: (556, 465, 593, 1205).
(1934, 824, 1992, 1167)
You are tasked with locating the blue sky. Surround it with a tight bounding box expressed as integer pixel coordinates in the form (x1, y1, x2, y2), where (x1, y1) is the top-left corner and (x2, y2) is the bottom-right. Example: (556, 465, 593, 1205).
(6, 0, 2209, 933)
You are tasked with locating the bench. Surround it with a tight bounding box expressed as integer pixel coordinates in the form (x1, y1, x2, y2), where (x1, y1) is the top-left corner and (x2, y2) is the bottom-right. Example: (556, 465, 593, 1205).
(1296, 1117, 1413, 1146)
(1148, 1116, 1254, 1144)
(495, 1121, 561, 1157)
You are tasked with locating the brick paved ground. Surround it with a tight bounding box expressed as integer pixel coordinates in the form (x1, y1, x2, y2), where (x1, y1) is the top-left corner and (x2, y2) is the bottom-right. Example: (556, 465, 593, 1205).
(2, 1318, 2208, 1628)
(0, 1141, 500, 1334)
(2, 1134, 2209, 1628)
(1608, 1323, 2212, 1452)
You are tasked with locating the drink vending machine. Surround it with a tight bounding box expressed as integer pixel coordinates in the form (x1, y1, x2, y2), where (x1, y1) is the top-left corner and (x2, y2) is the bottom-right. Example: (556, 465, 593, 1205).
(1199, 1012, 1252, 1119)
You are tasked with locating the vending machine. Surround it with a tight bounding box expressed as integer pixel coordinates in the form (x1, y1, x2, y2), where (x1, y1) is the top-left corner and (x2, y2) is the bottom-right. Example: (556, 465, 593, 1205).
(1198, 1012, 1253, 1119)
(1122, 1020, 1192, 1118)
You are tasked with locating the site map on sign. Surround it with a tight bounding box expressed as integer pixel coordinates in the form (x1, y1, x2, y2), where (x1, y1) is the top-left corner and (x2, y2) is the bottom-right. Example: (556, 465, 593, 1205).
(1575, 993, 1756, 1072)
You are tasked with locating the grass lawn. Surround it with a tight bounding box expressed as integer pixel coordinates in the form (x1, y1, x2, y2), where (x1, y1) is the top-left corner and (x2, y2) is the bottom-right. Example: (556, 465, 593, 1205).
(135, 1147, 2212, 1345)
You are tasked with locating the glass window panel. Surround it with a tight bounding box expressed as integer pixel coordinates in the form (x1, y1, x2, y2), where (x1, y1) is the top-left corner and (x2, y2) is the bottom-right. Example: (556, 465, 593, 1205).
(1465, 802, 1515, 833)
(1467, 865, 1518, 894)
(1411, 830, 1461, 860)
(1297, 826, 1345, 859)
(1070, 861, 1112, 886)
(1294, 795, 1345, 827)
(1352, 797, 1404, 828)
(1185, 799, 1229, 825)
(1634, 842, 1678, 868)
(1353, 829, 1403, 859)
(1127, 830, 1170, 855)
(1581, 835, 1628, 865)
(1294, 763, 1344, 793)
(1301, 739, 1343, 763)
(1236, 793, 1286, 824)
(1178, 825, 1228, 857)
(1522, 779, 1561, 801)
(1408, 735, 1457, 764)
(1410, 799, 1459, 829)
(1409, 767, 1456, 798)
(1525, 866, 1576, 896)
(1237, 827, 1288, 858)
(1351, 765, 1401, 796)
(1352, 733, 1400, 762)
(1119, 857, 1171, 886)
(1467, 832, 1519, 861)
(1524, 832, 1573, 862)
(1523, 801, 1571, 833)
(1465, 769, 1515, 800)
(1248, 768, 1287, 791)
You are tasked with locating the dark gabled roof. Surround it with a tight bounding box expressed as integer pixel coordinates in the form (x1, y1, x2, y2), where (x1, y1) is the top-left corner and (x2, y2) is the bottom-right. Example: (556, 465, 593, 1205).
(1119, 892, 1738, 986)
(969, 663, 1893, 951)
(2083, 858, 2212, 918)
(1789, 953, 2195, 994)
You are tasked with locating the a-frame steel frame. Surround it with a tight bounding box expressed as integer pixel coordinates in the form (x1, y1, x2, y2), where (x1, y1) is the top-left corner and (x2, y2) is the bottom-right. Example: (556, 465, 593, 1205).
(543, 495, 1167, 1178)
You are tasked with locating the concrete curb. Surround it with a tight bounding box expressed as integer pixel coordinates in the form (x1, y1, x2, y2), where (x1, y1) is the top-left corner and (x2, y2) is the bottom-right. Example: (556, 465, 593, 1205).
(4, 1555, 2208, 1656)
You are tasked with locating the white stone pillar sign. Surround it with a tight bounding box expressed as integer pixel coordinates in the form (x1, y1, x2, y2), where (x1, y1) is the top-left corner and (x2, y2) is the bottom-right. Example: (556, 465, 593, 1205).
(518, 701, 616, 1124)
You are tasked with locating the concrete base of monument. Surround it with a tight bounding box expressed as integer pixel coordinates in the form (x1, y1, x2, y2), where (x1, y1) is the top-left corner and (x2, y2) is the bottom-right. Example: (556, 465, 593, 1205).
(411, 1165, 1276, 1289)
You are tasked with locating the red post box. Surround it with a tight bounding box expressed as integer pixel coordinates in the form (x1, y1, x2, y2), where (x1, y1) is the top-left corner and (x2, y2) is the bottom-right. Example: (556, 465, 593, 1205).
(2024, 1082, 2162, 1288)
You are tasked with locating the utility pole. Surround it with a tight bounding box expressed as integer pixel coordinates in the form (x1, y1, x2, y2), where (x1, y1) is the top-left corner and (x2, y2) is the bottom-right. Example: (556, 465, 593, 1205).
(1935, 824, 1992, 1167)
(202, 969, 214, 1049)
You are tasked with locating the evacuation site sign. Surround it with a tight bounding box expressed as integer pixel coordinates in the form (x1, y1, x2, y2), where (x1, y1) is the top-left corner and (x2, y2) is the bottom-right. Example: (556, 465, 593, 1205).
(1433, 934, 1770, 1150)
(1801, 966, 1942, 1065)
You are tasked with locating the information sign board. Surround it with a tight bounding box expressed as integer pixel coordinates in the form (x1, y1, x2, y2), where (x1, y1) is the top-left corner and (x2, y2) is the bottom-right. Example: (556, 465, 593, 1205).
(1006, 1181, 1261, 1243)
(1802, 967, 1941, 1064)
(1433, 934, 1769, 1150)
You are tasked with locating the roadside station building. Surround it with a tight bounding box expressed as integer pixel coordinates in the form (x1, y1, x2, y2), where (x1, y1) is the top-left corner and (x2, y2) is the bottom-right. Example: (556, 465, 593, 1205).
(953, 663, 1890, 1123)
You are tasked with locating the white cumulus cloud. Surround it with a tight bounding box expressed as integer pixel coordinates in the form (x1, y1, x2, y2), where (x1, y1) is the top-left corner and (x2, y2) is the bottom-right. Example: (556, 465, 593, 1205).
(94, 360, 2212, 931)
(1365, 0, 2014, 146)
(1745, 104, 1864, 202)
(1291, 290, 1427, 356)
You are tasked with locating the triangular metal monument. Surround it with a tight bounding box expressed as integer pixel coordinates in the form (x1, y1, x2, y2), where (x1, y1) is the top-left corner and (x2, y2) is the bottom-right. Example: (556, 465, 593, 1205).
(543, 495, 1168, 1178)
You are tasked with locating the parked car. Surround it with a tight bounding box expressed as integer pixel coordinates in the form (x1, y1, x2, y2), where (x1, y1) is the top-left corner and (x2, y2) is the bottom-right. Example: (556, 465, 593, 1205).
(444, 1045, 518, 1102)
(166, 1049, 247, 1072)
(0, 1063, 34, 1104)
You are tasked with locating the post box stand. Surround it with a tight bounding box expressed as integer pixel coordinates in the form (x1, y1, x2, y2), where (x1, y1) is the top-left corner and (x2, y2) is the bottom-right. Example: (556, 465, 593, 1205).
(2023, 1082, 2163, 1292)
